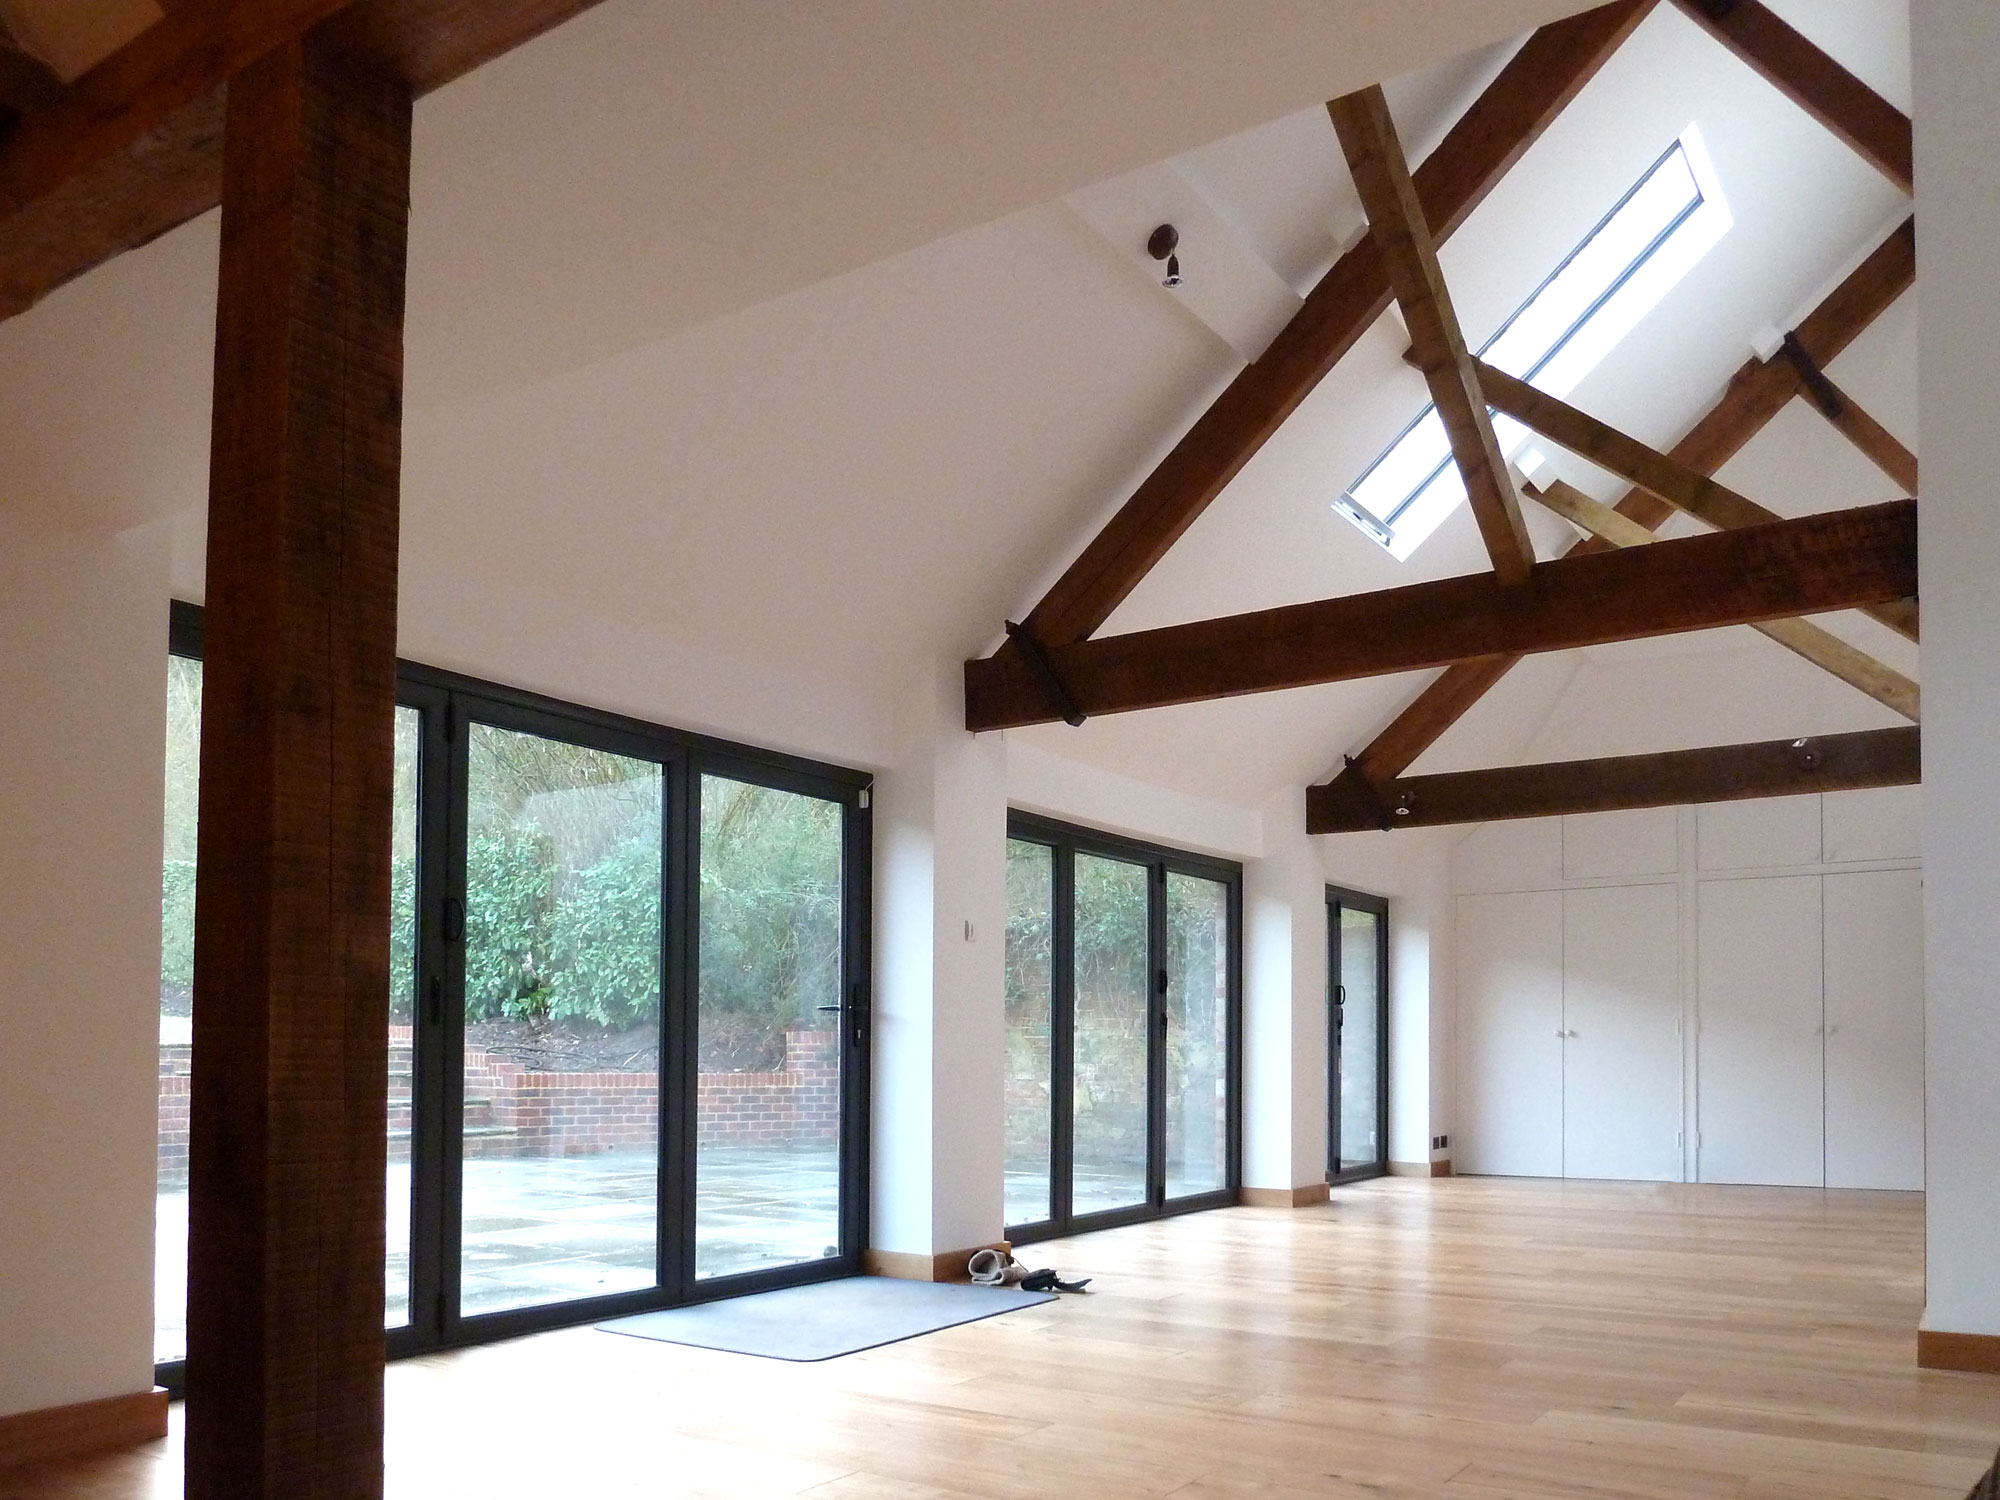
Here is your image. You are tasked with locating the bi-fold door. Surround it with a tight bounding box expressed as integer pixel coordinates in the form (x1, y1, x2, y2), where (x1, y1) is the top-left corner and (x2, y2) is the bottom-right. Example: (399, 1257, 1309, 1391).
(156, 610, 872, 1385)
(1002, 815, 1241, 1241)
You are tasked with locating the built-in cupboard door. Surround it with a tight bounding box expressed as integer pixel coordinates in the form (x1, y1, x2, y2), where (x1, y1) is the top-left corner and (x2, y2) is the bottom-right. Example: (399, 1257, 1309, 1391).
(1456, 891, 1562, 1177)
(1562, 884, 1681, 1182)
(1697, 875, 1824, 1186)
(1824, 868, 1925, 1190)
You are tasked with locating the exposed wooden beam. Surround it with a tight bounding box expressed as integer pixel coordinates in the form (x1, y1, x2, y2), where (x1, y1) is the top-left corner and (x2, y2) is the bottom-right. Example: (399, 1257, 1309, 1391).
(1308, 726, 1918, 833)
(1776, 332, 1919, 493)
(1346, 655, 1519, 786)
(1481, 361, 1776, 529)
(965, 500, 1915, 730)
(1669, 0, 1911, 193)
(0, 36, 63, 128)
(1819, 386, 1919, 495)
(1311, 216, 1915, 801)
(1480, 359, 1919, 642)
(1006, 1, 1651, 649)
(1527, 478, 1918, 721)
(1331, 85, 1535, 583)
(0, 0, 609, 320)
(183, 30, 409, 1500)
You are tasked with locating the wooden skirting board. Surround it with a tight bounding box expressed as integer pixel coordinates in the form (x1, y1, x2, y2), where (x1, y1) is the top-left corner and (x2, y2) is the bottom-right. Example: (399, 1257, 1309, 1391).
(1238, 1184, 1332, 1208)
(1919, 1329, 2000, 1375)
(0, 1388, 169, 1470)
(864, 1244, 1010, 1283)
(1389, 1160, 1455, 1178)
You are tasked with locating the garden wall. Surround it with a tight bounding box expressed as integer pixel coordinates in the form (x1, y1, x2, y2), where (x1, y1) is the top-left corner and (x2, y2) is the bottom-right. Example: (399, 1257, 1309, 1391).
(156, 1028, 839, 1186)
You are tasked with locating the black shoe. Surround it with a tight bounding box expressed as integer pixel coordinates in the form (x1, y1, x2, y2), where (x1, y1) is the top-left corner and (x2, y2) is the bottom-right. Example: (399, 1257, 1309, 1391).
(1020, 1269, 1091, 1293)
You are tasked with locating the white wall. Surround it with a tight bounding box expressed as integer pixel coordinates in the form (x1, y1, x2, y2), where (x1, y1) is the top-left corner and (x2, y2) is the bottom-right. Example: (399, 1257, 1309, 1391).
(1913, 0, 2000, 1344)
(1243, 792, 1330, 1191)
(1006, 742, 1263, 862)
(874, 663, 1009, 1258)
(0, 516, 169, 1417)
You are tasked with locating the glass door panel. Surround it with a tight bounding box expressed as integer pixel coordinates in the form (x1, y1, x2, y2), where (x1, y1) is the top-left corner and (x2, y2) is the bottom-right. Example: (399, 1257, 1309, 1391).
(1332, 900, 1388, 1179)
(386, 705, 420, 1328)
(1165, 873, 1229, 1200)
(1003, 839, 1056, 1227)
(460, 724, 663, 1316)
(1071, 854, 1150, 1216)
(694, 775, 844, 1280)
(156, 659, 426, 1361)
(155, 654, 201, 1365)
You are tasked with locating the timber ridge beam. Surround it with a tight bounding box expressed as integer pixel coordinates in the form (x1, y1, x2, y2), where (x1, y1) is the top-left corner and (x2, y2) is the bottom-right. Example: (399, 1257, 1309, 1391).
(964, 500, 1916, 731)
(1319, 215, 1916, 799)
(996, 0, 1652, 654)
(1306, 726, 1919, 833)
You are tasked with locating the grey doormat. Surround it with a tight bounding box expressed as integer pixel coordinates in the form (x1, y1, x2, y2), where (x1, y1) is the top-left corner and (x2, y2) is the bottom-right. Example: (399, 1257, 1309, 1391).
(598, 1276, 1056, 1361)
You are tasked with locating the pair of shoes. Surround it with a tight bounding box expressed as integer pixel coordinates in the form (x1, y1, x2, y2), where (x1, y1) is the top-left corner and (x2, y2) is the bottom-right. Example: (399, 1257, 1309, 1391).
(968, 1248, 1025, 1285)
(1018, 1268, 1090, 1294)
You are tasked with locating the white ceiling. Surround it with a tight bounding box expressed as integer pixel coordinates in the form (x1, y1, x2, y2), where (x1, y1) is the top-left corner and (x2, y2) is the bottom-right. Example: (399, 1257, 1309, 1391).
(0, 0, 1919, 812)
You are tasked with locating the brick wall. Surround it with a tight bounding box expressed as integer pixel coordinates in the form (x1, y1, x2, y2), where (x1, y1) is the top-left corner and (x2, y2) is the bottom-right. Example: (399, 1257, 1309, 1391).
(157, 1027, 839, 1184)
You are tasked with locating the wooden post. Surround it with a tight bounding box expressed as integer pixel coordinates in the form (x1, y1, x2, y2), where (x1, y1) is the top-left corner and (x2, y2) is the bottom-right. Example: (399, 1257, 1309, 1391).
(184, 29, 411, 1500)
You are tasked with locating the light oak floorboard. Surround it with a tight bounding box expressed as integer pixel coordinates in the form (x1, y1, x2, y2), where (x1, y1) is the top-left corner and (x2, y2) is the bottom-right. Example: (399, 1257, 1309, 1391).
(5, 1179, 1997, 1499)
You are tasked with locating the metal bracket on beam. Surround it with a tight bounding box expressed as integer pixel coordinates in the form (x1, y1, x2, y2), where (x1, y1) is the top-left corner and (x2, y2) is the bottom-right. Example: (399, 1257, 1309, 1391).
(1779, 331, 1846, 420)
(1343, 756, 1405, 831)
(1791, 736, 1822, 772)
(1003, 620, 1087, 727)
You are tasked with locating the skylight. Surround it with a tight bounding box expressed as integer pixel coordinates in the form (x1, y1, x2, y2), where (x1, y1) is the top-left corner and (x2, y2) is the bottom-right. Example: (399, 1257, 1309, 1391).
(1336, 128, 1732, 559)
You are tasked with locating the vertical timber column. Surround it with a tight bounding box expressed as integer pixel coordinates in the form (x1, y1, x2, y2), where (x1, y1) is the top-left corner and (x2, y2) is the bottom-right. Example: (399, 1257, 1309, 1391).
(185, 31, 411, 1500)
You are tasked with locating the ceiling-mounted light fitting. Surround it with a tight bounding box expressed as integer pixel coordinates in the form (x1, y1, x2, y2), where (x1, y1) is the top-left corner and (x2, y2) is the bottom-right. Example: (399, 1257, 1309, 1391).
(1148, 223, 1182, 287)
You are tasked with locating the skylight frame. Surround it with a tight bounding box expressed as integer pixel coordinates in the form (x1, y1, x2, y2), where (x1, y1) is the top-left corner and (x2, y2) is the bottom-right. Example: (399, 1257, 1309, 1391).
(1337, 127, 1732, 559)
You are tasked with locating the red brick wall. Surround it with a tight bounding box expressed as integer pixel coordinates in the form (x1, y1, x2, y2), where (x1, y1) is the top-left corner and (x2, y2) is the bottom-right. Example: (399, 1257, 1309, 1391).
(159, 1027, 841, 1182)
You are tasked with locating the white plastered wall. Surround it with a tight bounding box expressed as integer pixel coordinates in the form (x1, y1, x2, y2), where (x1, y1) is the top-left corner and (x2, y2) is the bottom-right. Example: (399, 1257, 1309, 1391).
(872, 662, 1009, 1259)
(0, 516, 170, 1417)
(1912, 0, 2000, 1343)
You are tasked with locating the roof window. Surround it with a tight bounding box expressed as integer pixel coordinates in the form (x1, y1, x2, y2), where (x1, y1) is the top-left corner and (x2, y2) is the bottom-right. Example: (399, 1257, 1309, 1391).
(1336, 127, 1732, 557)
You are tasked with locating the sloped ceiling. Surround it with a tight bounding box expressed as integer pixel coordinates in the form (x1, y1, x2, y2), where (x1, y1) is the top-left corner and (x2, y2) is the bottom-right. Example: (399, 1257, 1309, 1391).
(0, 0, 1918, 809)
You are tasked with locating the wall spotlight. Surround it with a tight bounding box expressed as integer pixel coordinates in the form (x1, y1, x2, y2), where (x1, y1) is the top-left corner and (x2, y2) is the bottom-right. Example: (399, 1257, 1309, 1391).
(1148, 223, 1182, 287)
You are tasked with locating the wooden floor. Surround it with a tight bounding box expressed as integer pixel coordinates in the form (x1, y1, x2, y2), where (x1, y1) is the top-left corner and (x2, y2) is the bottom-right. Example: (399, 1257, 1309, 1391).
(10, 1178, 2000, 1499)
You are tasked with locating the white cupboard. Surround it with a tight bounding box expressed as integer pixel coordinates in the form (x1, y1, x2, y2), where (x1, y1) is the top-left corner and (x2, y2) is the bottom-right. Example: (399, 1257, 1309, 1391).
(1455, 891, 1563, 1177)
(1452, 797, 1922, 1191)
(1824, 868, 1925, 1190)
(1564, 884, 1681, 1182)
(1696, 876, 1825, 1187)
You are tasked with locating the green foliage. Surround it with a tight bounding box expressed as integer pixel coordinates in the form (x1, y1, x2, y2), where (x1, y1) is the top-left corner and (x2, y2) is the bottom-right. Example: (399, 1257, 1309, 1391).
(161, 859, 197, 1009)
(698, 779, 840, 1071)
(1001, 848, 1233, 1167)
(548, 834, 661, 1028)
(465, 826, 555, 1021)
(389, 854, 417, 1021)
(159, 700, 847, 1064)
